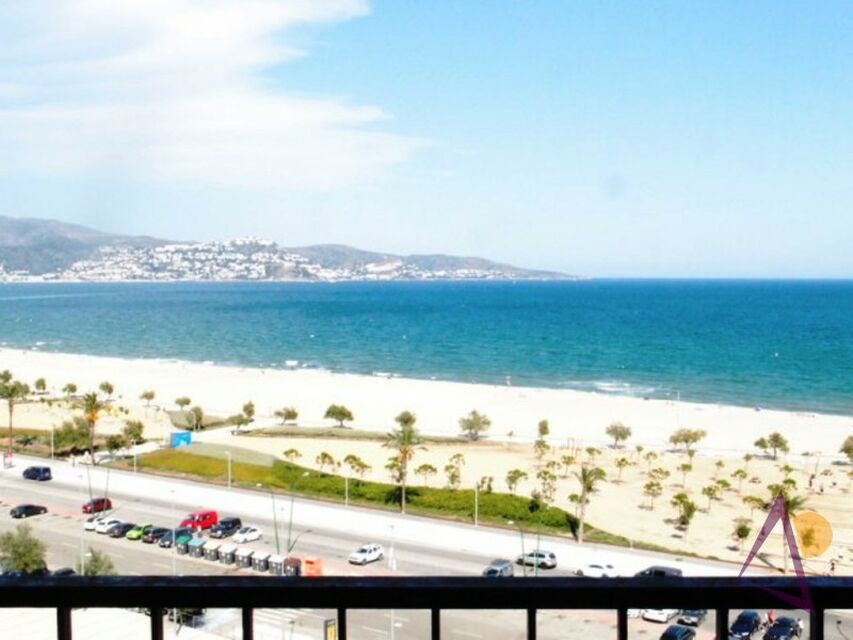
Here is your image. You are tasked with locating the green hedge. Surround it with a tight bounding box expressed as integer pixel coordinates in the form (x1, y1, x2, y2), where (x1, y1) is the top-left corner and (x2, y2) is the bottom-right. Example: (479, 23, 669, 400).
(138, 450, 643, 544)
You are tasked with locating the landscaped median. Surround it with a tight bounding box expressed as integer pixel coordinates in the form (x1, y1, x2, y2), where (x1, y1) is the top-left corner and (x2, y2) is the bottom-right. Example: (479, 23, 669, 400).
(128, 448, 669, 551)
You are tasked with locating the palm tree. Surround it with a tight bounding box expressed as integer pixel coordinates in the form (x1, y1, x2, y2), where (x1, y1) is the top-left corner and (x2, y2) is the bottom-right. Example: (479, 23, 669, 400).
(62, 383, 77, 400)
(732, 468, 748, 493)
(615, 457, 630, 482)
(771, 489, 809, 574)
(81, 392, 104, 465)
(573, 465, 606, 543)
(98, 381, 115, 402)
(383, 411, 424, 514)
(1, 379, 30, 459)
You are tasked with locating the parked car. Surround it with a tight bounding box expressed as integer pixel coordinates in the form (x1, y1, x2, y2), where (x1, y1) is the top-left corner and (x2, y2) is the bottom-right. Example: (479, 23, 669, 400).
(158, 527, 194, 549)
(348, 543, 384, 565)
(2, 566, 50, 577)
(126, 524, 154, 540)
(576, 563, 617, 578)
(660, 625, 697, 640)
(22, 466, 52, 481)
(516, 550, 557, 569)
(82, 497, 112, 514)
(482, 559, 514, 577)
(95, 518, 122, 534)
(50, 568, 76, 576)
(233, 526, 262, 543)
(635, 566, 683, 578)
(180, 510, 218, 530)
(729, 610, 762, 639)
(678, 610, 707, 626)
(108, 522, 136, 538)
(10, 504, 48, 518)
(84, 515, 105, 531)
(209, 517, 242, 539)
(643, 609, 680, 623)
(142, 527, 172, 544)
(764, 617, 801, 640)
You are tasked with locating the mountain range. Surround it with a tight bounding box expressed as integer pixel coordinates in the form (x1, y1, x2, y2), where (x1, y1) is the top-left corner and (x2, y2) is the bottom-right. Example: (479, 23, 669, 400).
(0, 215, 572, 282)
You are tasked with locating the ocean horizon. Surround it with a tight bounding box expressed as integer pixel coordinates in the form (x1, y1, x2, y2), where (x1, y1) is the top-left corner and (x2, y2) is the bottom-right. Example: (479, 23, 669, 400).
(0, 279, 851, 416)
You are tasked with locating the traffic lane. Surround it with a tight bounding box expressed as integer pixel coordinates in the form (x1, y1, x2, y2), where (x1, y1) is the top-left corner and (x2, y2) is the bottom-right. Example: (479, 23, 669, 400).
(1, 475, 580, 577)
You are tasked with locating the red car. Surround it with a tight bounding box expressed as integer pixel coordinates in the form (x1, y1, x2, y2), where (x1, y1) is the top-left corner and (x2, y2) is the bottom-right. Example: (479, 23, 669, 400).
(180, 510, 218, 530)
(82, 497, 113, 514)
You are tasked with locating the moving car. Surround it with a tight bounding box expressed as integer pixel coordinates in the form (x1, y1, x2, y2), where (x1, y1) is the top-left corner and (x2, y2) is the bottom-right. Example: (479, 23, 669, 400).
(95, 518, 122, 534)
(10, 504, 48, 518)
(348, 543, 384, 565)
(677, 610, 707, 626)
(763, 617, 801, 640)
(576, 563, 617, 578)
(233, 526, 262, 543)
(180, 510, 218, 530)
(22, 466, 52, 481)
(209, 517, 242, 539)
(108, 522, 136, 538)
(660, 625, 697, 640)
(482, 559, 514, 577)
(729, 610, 762, 639)
(516, 550, 558, 569)
(158, 527, 194, 549)
(635, 565, 683, 577)
(82, 497, 113, 514)
(142, 527, 171, 544)
(126, 524, 154, 540)
(643, 609, 679, 623)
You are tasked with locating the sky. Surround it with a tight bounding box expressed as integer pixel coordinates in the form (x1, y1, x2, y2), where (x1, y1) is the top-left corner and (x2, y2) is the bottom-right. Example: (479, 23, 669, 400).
(0, 1, 851, 277)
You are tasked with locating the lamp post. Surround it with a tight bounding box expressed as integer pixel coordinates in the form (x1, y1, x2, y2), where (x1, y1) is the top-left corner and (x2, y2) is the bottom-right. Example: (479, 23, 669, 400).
(474, 481, 480, 527)
(286, 471, 310, 555)
(170, 489, 177, 577)
(388, 523, 397, 572)
(507, 520, 527, 577)
(226, 451, 232, 488)
(78, 472, 86, 572)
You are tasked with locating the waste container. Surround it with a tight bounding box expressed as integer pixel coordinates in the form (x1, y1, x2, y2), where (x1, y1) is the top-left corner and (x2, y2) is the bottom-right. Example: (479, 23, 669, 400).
(236, 547, 254, 569)
(268, 554, 285, 576)
(284, 556, 302, 577)
(188, 538, 206, 558)
(252, 551, 270, 573)
(176, 539, 190, 555)
(203, 541, 221, 562)
(219, 544, 236, 565)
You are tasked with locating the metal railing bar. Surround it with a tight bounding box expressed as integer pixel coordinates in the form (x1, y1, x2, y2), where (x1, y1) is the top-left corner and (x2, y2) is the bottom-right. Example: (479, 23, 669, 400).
(527, 608, 536, 640)
(716, 607, 729, 640)
(338, 607, 347, 640)
(431, 608, 441, 640)
(149, 607, 163, 640)
(242, 607, 254, 640)
(56, 606, 72, 640)
(617, 608, 627, 640)
(810, 607, 823, 640)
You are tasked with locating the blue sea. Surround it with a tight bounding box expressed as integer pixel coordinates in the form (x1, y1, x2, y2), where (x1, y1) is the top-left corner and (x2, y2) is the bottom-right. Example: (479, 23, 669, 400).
(0, 280, 850, 415)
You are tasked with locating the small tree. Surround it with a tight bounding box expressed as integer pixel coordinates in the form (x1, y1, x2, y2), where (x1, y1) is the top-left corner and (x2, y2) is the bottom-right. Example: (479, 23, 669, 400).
(80, 392, 103, 465)
(122, 420, 144, 444)
(34, 378, 47, 394)
(702, 485, 719, 511)
(669, 428, 707, 453)
(175, 396, 191, 411)
(99, 381, 115, 401)
(615, 457, 630, 482)
(275, 406, 299, 425)
(105, 434, 126, 455)
(754, 437, 769, 457)
(536, 469, 557, 502)
(678, 463, 693, 486)
(459, 410, 491, 441)
(1, 378, 30, 458)
(743, 453, 753, 468)
(644, 481, 663, 509)
(0, 524, 46, 573)
(643, 451, 658, 472)
(384, 410, 424, 513)
(242, 401, 255, 423)
(840, 435, 853, 463)
(573, 466, 606, 543)
(779, 464, 795, 479)
(62, 383, 78, 398)
(533, 439, 550, 465)
(445, 462, 462, 490)
(649, 467, 670, 482)
(732, 468, 748, 493)
(606, 422, 632, 448)
(324, 404, 354, 428)
(315, 451, 335, 472)
(559, 454, 576, 478)
(188, 406, 205, 431)
(140, 390, 155, 407)
(742, 495, 766, 519)
(585, 446, 601, 463)
(78, 547, 116, 576)
(505, 468, 528, 494)
(766, 432, 790, 460)
(733, 520, 751, 550)
(714, 460, 725, 479)
(283, 448, 301, 462)
(537, 419, 550, 439)
(415, 463, 437, 486)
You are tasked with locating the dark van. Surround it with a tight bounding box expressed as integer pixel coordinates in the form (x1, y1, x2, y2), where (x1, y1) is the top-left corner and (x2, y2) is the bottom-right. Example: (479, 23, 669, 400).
(23, 466, 52, 481)
(635, 565, 683, 578)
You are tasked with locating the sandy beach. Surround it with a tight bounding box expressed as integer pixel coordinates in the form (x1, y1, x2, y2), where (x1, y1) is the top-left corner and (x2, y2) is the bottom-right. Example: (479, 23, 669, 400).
(2, 347, 851, 571)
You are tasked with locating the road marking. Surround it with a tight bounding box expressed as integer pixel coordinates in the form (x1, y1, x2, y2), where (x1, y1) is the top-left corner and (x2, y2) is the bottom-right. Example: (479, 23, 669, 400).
(361, 626, 387, 635)
(451, 630, 484, 639)
(152, 562, 172, 570)
(60, 542, 77, 549)
(382, 613, 410, 623)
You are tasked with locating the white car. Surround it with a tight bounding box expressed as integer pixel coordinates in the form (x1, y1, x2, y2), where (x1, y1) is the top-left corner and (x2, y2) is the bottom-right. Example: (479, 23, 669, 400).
(575, 563, 618, 578)
(233, 526, 262, 543)
(516, 550, 558, 569)
(85, 515, 109, 531)
(95, 518, 122, 534)
(348, 543, 384, 565)
(642, 609, 679, 623)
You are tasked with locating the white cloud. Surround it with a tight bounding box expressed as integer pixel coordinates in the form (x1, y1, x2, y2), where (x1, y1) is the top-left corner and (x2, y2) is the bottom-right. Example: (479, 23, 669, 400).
(0, 0, 424, 190)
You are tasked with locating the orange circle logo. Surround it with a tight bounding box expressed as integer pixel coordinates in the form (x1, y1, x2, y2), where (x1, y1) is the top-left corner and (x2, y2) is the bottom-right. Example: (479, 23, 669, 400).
(793, 511, 833, 558)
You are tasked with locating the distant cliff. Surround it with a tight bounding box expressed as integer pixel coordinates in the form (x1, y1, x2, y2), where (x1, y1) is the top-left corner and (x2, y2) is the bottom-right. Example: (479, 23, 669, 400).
(0, 215, 575, 282)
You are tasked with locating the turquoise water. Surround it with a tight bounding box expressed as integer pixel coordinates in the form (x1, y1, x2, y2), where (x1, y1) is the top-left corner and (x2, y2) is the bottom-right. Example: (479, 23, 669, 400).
(0, 280, 850, 415)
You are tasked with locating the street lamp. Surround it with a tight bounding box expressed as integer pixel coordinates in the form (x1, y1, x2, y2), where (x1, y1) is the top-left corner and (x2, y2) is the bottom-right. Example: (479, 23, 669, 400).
(226, 451, 232, 488)
(507, 520, 527, 577)
(474, 481, 480, 527)
(388, 523, 397, 572)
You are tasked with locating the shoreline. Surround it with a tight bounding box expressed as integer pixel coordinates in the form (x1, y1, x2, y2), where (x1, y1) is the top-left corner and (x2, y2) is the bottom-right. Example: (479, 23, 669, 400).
(1, 347, 850, 457)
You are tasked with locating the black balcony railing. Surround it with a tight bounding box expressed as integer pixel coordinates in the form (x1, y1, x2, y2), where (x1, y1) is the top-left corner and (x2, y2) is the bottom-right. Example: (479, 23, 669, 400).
(0, 576, 849, 640)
